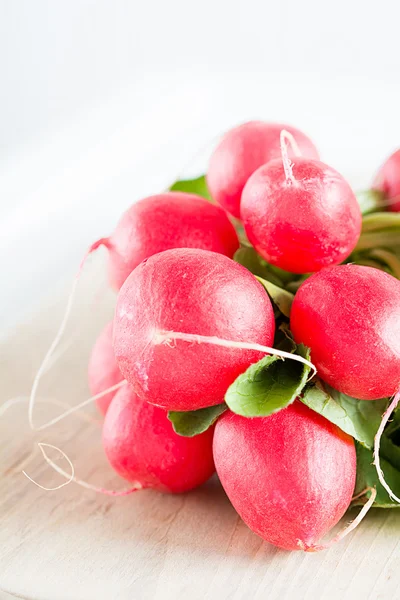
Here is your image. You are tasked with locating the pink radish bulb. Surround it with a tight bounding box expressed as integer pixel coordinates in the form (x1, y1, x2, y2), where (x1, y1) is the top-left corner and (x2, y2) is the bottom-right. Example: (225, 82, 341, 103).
(291, 265, 400, 400)
(213, 402, 356, 551)
(373, 148, 400, 212)
(241, 157, 362, 274)
(207, 121, 319, 218)
(113, 248, 275, 411)
(103, 384, 215, 493)
(105, 191, 239, 290)
(88, 322, 124, 415)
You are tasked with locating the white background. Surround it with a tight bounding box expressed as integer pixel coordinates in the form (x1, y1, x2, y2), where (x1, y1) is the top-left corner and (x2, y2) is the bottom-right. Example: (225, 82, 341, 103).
(1, 0, 400, 331)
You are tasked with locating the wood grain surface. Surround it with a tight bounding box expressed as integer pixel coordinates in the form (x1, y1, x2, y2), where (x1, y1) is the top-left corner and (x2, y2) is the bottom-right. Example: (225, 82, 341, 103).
(1, 268, 400, 600)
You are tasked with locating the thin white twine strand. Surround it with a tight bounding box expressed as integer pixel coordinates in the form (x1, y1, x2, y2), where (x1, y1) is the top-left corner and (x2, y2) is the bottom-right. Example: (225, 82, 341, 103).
(28, 276, 80, 430)
(22, 443, 75, 491)
(26, 129, 228, 432)
(24, 443, 142, 496)
(0, 396, 99, 425)
(297, 487, 377, 552)
(280, 129, 302, 185)
(33, 380, 127, 432)
(45, 330, 79, 372)
(28, 238, 110, 431)
(373, 390, 400, 503)
(154, 330, 317, 377)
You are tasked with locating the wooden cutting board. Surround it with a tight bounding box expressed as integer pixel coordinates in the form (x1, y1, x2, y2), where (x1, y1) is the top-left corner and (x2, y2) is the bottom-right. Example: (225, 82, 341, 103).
(1, 269, 400, 600)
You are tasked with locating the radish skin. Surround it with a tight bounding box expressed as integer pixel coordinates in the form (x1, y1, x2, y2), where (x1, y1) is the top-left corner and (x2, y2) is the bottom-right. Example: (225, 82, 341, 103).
(106, 192, 239, 289)
(207, 121, 319, 218)
(28, 193, 238, 426)
(113, 248, 275, 411)
(103, 385, 215, 493)
(299, 487, 377, 552)
(373, 149, 400, 212)
(88, 322, 124, 415)
(213, 402, 356, 551)
(241, 158, 362, 273)
(291, 265, 400, 399)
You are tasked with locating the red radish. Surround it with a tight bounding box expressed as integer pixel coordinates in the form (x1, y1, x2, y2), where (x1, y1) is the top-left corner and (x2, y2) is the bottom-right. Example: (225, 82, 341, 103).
(241, 147, 362, 273)
(373, 148, 400, 212)
(291, 264, 400, 400)
(103, 384, 215, 493)
(104, 191, 239, 290)
(113, 248, 275, 411)
(28, 191, 238, 428)
(88, 322, 124, 415)
(213, 402, 356, 551)
(207, 121, 319, 218)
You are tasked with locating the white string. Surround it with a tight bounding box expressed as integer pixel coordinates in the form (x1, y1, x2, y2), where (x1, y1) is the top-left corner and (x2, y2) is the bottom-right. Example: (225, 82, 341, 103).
(33, 380, 127, 432)
(0, 396, 100, 425)
(280, 129, 301, 185)
(26, 443, 143, 496)
(281, 129, 302, 157)
(154, 330, 316, 377)
(373, 390, 400, 503)
(22, 443, 75, 491)
(28, 237, 110, 431)
(28, 275, 80, 430)
(297, 487, 377, 552)
(45, 330, 79, 371)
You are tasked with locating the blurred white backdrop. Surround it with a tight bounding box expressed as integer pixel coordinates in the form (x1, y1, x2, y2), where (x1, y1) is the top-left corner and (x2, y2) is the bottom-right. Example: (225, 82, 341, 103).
(0, 0, 400, 331)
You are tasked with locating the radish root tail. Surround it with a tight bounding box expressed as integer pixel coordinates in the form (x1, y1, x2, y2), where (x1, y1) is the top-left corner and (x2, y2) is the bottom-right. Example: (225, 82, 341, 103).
(297, 486, 377, 552)
(23, 442, 143, 496)
(0, 396, 100, 425)
(33, 380, 127, 432)
(373, 389, 400, 503)
(22, 443, 75, 491)
(28, 237, 112, 431)
(280, 129, 302, 185)
(154, 330, 316, 377)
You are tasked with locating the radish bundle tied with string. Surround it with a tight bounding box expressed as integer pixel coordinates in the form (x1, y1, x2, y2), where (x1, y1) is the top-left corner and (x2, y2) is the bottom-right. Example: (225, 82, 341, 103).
(3, 121, 400, 553)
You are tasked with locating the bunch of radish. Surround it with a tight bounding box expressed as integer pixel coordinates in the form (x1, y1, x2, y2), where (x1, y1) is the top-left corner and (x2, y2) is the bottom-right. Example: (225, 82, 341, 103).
(33, 122, 400, 552)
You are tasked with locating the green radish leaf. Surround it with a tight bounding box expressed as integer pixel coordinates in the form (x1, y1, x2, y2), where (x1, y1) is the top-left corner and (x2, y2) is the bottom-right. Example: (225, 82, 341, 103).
(353, 442, 400, 508)
(274, 323, 298, 353)
(170, 175, 212, 201)
(351, 248, 400, 279)
(230, 220, 249, 247)
(349, 254, 393, 274)
(234, 247, 283, 285)
(380, 436, 400, 471)
(301, 383, 388, 449)
(355, 231, 400, 252)
(368, 249, 400, 279)
(356, 189, 386, 215)
(255, 276, 294, 318)
(168, 404, 227, 437)
(225, 345, 311, 417)
(263, 262, 299, 284)
(169, 176, 248, 245)
(361, 211, 400, 232)
(233, 247, 302, 291)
